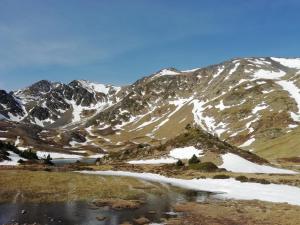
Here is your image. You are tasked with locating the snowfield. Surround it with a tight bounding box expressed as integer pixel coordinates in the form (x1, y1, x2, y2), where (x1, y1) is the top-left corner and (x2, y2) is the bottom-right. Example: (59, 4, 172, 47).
(169, 146, 203, 159)
(79, 170, 300, 206)
(36, 151, 83, 159)
(128, 146, 202, 164)
(271, 57, 300, 69)
(219, 153, 297, 174)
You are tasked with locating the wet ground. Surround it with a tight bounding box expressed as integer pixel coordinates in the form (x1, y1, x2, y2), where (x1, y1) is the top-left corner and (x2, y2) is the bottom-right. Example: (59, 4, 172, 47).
(0, 180, 213, 225)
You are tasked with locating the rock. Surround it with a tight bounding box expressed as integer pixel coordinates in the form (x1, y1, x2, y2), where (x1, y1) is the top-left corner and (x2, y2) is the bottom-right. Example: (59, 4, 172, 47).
(133, 217, 150, 224)
(148, 210, 156, 214)
(96, 216, 107, 221)
(21, 209, 26, 214)
(119, 222, 132, 225)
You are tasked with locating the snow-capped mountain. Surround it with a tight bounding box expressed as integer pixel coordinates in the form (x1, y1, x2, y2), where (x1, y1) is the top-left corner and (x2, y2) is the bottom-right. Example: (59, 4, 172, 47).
(2, 80, 120, 127)
(1, 57, 300, 160)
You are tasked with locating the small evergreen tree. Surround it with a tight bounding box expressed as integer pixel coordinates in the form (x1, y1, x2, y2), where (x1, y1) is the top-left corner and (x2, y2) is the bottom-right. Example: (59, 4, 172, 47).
(188, 154, 200, 164)
(176, 159, 184, 167)
(43, 154, 53, 165)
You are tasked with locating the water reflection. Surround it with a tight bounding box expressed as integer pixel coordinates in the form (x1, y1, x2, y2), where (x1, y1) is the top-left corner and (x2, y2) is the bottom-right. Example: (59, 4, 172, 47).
(0, 180, 213, 225)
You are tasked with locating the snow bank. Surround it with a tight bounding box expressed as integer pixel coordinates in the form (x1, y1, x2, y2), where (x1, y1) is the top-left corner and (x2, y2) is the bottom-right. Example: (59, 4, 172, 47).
(220, 153, 297, 174)
(128, 158, 177, 165)
(0, 151, 25, 166)
(79, 170, 300, 206)
(169, 146, 203, 159)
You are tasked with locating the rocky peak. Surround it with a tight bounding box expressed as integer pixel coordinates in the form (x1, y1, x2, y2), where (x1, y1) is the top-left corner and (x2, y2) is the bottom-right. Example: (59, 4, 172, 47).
(27, 80, 53, 94)
(0, 90, 24, 119)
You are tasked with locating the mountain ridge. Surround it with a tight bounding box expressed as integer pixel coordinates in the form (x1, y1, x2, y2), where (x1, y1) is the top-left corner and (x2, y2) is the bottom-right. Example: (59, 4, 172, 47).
(1, 56, 300, 162)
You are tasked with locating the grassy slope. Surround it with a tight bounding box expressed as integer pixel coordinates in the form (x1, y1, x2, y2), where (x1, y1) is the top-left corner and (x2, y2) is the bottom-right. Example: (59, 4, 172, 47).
(254, 126, 300, 161)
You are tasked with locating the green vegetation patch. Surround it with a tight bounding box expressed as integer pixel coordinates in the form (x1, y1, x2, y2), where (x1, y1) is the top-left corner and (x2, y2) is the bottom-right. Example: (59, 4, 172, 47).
(0, 170, 165, 203)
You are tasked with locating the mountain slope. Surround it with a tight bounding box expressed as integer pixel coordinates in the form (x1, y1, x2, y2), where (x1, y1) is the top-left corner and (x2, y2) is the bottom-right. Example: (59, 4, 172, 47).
(1, 57, 300, 161)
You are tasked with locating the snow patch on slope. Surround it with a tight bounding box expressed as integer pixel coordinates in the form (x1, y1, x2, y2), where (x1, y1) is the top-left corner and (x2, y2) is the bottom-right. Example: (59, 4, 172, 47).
(128, 146, 202, 165)
(252, 69, 285, 80)
(169, 146, 203, 159)
(271, 57, 300, 69)
(220, 153, 297, 174)
(153, 69, 180, 78)
(239, 138, 255, 148)
(77, 80, 119, 94)
(276, 80, 300, 121)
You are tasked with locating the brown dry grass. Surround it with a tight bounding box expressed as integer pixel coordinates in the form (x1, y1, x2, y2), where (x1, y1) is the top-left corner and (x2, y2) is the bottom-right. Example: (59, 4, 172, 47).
(0, 169, 165, 203)
(167, 200, 300, 225)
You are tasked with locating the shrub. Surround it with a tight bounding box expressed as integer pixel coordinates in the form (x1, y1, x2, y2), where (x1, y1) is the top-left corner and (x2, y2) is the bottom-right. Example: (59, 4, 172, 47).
(42, 154, 53, 165)
(249, 177, 271, 184)
(235, 176, 248, 182)
(213, 174, 230, 179)
(188, 154, 200, 164)
(189, 162, 218, 172)
(175, 159, 184, 167)
(185, 123, 192, 130)
(19, 149, 38, 160)
(17, 159, 25, 164)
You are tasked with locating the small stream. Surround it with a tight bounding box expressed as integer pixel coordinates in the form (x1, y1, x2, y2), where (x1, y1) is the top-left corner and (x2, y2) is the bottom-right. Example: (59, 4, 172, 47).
(0, 180, 213, 225)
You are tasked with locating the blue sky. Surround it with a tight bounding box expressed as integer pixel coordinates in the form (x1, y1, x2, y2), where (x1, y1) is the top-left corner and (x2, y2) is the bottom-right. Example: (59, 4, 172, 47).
(0, 0, 300, 90)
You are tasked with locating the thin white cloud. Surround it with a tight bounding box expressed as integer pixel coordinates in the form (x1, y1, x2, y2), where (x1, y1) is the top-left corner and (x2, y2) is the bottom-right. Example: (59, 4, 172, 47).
(0, 1, 228, 72)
